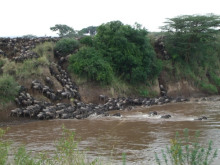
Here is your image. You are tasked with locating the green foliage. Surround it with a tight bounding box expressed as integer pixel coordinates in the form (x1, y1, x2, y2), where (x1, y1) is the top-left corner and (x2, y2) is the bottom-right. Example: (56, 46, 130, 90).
(139, 88, 149, 97)
(79, 36, 94, 47)
(69, 47, 113, 84)
(209, 72, 220, 87)
(78, 26, 97, 36)
(200, 82, 218, 94)
(155, 128, 218, 165)
(52, 125, 92, 164)
(54, 38, 79, 57)
(160, 14, 220, 93)
(0, 58, 6, 68)
(50, 24, 76, 38)
(94, 21, 161, 83)
(0, 74, 20, 105)
(1, 59, 17, 76)
(0, 128, 11, 165)
(15, 59, 44, 79)
(14, 146, 39, 165)
(33, 42, 54, 57)
(22, 34, 37, 39)
(161, 14, 220, 63)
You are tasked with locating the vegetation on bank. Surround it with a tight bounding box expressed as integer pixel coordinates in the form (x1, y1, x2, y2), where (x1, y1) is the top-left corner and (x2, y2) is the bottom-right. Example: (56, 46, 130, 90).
(0, 74, 20, 106)
(159, 14, 220, 94)
(67, 21, 161, 85)
(155, 129, 218, 165)
(51, 14, 220, 96)
(1, 14, 220, 108)
(0, 42, 54, 107)
(0, 127, 218, 165)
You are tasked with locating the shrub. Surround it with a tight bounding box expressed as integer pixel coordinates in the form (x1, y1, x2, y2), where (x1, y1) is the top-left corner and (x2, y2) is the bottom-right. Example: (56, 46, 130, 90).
(95, 21, 161, 83)
(33, 42, 54, 57)
(15, 60, 42, 79)
(54, 38, 79, 57)
(209, 72, 220, 87)
(14, 146, 38, 165)
(68, 47, 113, 84)
(79, 36, 94, 47)
(35, 56, 50, 66)
(200, 82, 218, 94)
(0, 74, 20, 105)
(0, 128, 11, 165)
(2, 60, 17, 76)
(155, 128, 218, 165)
(0, 58, 5, 68)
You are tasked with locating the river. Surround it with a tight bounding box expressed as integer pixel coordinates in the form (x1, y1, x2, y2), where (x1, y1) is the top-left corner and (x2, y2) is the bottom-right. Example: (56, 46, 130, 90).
(1, 98, 220, 164)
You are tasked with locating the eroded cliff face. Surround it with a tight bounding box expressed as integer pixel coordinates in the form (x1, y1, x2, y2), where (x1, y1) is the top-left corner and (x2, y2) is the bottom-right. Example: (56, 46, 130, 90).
(167, 81, 205, 97)
(0, 36, 208, 103)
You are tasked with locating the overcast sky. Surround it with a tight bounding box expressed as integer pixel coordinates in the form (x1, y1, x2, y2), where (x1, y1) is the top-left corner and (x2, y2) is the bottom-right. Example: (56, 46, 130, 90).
(1, 0, 220, 37)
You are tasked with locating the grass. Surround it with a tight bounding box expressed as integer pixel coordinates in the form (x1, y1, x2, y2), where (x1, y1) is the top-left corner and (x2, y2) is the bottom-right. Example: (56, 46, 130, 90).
(33, 42, 55, 62)
(155, 128, 218, 165)
(0, 128, 11, 165)
(1, 42, 54, 80)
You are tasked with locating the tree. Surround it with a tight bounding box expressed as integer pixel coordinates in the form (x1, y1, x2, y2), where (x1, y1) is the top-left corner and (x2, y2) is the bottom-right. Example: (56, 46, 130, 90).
(78, 26, 97, 36)
(50, 24, 76, 38)
(22, 34, 37, 39)
(94, 21, 161, 83)
(68, 47, 113, 84)
(54, 38, 79, 57)
(161, 14, 220, 63)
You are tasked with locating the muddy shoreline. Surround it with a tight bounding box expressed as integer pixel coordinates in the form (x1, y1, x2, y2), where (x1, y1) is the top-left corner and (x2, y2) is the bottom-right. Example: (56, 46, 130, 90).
(1, 95, 218, 127)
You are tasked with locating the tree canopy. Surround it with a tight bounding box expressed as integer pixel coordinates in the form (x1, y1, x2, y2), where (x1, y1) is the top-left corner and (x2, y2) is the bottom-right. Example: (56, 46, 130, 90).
(94, 21, 161, 83)
(50, 24, 76, 38)
(161, 14, 220, 63)
(161, 14, 220, 94)
(78, 26, 97, 36)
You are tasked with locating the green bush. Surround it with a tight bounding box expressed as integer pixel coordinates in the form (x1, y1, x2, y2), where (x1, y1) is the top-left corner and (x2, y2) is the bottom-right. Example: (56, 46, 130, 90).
(14, 146, 38, 165)
(54, 38, 79, 57)
(209, 72, 220, 87)
(0, 74, 20, 105)
(155, 128, 218, 165)
(15, 60, 43, 79)
(0, 128, 11, 164)
(95, 21, 161, 83)
(0, 58, 5, 68)
(68, 47, 113, 84)
(79, 36, 94, 47)
(33, 42, 54, 57)
(200, 82, 218, 94)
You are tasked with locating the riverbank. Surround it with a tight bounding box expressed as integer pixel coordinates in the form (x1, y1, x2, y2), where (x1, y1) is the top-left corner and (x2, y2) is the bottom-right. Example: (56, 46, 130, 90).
(1, 95, 219, 127)
(0, 36, 218, 125)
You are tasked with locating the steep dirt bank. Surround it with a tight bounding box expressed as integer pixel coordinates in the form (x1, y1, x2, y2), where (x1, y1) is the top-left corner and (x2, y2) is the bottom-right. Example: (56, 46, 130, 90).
(0, 37, 210, 124)
(153, 36, 209, 98)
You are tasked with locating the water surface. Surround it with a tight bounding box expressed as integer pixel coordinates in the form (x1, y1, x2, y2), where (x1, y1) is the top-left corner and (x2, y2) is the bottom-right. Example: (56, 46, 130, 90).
(2, 100, 220, 164)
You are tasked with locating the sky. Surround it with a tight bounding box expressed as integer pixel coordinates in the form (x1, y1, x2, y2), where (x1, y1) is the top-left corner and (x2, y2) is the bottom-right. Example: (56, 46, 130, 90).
(1, 0, 220, 37)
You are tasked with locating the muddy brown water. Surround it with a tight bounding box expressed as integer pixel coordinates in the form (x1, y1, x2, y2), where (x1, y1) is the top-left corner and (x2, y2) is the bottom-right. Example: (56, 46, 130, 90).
(1, 100, 220, 164)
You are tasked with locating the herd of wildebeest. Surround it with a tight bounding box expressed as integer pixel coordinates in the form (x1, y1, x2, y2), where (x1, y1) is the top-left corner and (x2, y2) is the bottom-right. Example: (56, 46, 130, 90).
(0, 37, 207, 121)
